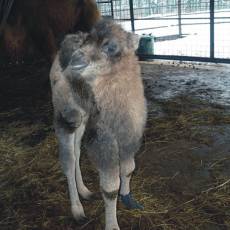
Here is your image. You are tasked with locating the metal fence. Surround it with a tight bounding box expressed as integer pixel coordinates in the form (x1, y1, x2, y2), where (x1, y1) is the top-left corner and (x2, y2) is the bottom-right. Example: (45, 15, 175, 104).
(0, 0, 14, 33)
(96, 0, 230, 63)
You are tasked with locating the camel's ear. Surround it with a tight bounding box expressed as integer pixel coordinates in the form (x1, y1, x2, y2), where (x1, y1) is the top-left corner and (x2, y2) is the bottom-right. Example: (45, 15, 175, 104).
(127, 32, 140, 50)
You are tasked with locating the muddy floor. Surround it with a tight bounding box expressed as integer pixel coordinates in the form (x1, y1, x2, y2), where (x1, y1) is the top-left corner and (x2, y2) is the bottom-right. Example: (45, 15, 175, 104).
(1, 60, 230, 230)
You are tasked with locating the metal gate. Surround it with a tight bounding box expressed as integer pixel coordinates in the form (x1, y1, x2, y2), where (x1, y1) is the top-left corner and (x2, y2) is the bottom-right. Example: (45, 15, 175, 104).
(97, 0, 230, 63)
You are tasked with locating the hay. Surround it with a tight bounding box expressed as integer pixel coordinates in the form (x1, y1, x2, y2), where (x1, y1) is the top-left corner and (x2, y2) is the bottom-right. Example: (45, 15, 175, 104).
(1, 61, 230, 230)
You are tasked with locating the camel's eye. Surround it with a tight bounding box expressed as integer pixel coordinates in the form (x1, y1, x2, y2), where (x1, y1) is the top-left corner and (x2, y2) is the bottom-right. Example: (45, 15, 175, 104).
(101, 39, 120, 58)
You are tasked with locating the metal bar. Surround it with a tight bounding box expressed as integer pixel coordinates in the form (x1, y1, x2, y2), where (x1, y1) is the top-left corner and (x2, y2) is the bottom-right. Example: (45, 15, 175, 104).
(129, 0, 135, 32)
(138, 54, 230, 64)
(210, 0, 215, 59)
(97, 1, 111, 4)
(130, 17, 230, 20)
(110, 0, 114, 18)
(178, 0, 182, 37)
(134, 21, 230, 32)
(123, 8, 230, 17)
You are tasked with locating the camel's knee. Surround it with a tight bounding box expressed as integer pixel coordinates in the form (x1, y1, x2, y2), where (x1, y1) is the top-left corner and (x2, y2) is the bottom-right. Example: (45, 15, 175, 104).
(56, 107, 82, 133)
(102, 189, 119, 201)
(100, 169, 120, 200)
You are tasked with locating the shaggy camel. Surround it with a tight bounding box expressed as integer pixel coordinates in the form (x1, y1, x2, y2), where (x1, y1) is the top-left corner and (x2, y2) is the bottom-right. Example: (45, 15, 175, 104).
(50, 19, 147, 230)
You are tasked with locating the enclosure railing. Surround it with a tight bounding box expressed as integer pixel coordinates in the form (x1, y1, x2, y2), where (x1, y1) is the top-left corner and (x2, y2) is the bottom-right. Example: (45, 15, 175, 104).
(97, 0, 230, 64)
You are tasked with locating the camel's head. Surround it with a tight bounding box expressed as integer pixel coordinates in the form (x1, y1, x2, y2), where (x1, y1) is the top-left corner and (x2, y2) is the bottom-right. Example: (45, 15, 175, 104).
(59, 19, 139, 82)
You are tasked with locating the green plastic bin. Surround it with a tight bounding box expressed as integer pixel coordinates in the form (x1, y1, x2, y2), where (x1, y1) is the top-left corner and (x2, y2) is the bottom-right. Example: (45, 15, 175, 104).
(137, 34, 154, 58)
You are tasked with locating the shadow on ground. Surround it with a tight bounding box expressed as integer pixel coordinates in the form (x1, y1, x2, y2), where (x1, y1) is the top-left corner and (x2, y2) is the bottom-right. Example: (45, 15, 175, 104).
(1, 60, 230, 230)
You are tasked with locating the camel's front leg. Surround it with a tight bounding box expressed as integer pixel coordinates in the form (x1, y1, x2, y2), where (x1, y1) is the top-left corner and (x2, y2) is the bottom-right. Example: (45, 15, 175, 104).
(99, 167, 120, 230)
(86, 127, 120, 230)
(56, 126, 87, 223)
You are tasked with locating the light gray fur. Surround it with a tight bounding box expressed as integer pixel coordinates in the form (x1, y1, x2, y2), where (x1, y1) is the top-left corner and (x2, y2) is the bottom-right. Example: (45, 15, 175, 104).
(50, 19, 147, 230)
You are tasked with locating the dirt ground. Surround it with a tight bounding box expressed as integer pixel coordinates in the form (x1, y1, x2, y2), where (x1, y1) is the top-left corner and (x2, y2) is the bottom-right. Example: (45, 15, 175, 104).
(1, 60, 230, 230)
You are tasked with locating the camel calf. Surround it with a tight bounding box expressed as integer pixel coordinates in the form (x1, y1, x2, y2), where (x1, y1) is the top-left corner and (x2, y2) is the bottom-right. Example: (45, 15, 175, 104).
(50, 19, 147, 230)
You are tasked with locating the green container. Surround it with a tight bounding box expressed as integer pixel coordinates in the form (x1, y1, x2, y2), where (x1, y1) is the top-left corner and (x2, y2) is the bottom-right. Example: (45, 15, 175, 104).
(137, 34, 154, 55)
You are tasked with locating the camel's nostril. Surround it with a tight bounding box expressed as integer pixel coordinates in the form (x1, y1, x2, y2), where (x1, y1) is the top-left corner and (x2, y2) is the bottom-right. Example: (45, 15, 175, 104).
(71, 61, 88, 70)
(70, 52, 88, 70)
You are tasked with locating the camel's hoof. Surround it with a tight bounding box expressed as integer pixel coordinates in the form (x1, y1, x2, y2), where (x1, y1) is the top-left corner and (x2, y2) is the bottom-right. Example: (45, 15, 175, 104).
(71, 204, 88, 225)
(120, 193, 144, 210)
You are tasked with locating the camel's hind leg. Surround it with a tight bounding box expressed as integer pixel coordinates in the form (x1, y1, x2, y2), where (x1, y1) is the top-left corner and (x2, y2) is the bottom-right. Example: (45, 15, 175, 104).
(56, 127, 87, 223)
(120, 157, 143, 210)
(74, 121, 94, 200)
